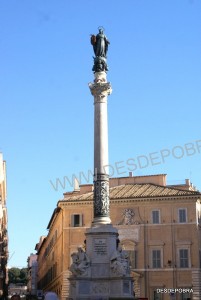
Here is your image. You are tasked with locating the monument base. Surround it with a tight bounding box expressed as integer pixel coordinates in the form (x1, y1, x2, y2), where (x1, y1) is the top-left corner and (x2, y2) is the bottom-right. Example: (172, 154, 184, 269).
(69, 225, 134, 300)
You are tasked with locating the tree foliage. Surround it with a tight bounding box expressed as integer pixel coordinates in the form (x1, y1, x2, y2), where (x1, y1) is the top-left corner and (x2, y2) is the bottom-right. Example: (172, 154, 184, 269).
(8, 267, 28, 284)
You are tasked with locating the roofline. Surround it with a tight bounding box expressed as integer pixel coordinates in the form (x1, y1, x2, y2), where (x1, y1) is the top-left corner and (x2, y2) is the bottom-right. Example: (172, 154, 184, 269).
(36, 237, 46, 255)
(58, 183, 201, 203)
(47, 207, 61, 230)
(110, 174, 167, 180)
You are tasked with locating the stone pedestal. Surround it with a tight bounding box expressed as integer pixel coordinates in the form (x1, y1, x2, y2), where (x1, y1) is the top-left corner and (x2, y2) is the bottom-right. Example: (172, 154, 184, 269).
(69, 225, 134, 300)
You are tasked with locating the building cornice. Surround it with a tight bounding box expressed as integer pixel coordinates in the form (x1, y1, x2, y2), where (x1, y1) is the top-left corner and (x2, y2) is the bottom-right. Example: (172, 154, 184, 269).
(58, 193, 200, 207)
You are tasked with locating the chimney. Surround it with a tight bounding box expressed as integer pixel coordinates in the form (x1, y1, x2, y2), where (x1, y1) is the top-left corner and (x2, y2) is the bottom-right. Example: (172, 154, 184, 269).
(185, 179, 190, 186)
(74, 178, 80, 192)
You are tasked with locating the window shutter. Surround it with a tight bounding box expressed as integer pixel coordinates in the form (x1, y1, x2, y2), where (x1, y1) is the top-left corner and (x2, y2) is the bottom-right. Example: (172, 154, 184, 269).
(79, 214, 83, 226)
(71, 214, 74, 227)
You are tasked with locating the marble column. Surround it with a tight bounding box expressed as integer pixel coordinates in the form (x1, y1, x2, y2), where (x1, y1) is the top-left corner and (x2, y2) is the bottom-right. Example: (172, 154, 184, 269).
(89, 71, 112, 226)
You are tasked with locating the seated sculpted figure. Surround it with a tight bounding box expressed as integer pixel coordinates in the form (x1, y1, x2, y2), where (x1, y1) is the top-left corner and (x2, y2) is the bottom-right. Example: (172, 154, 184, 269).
(110, 245, 129, 276)
(70, 247, 90, 276)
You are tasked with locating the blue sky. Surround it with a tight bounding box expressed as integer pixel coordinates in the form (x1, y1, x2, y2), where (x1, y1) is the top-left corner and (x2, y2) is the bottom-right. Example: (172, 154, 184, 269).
(0, 0, 201, 267)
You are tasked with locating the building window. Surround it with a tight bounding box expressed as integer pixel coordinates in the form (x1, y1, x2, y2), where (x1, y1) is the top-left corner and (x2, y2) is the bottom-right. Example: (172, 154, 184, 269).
(178, 208, 187, 223)
(152, 250, 161, 268)
(153, 290, 162, 300)
(152, 210, 160, 224)
(180, 290, 191, 300)
(71, 214, 83, 227)
(179, 249, 189, 268)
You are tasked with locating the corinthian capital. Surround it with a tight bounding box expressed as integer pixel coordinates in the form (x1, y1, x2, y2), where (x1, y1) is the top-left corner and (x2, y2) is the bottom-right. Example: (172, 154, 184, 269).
(89, 82, 112, 102)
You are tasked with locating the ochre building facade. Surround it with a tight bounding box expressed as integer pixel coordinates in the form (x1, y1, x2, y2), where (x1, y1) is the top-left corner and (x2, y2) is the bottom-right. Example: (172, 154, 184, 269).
(0, 153, 8, 299)
(36, 174, 201, 300)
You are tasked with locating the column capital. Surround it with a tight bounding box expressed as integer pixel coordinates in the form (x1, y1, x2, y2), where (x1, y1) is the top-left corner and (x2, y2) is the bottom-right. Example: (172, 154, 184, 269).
(89, 72, 112, 102)
(89, 82, 112, 102)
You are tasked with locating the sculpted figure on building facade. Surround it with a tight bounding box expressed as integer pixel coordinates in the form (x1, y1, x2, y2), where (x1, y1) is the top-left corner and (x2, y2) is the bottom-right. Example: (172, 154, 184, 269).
(90, 27, 110, 73)
(70, 247, 90, 276)
(123, 208, 135, 225)
(118, 208, 136, 225)
(110, 244, 130, 276)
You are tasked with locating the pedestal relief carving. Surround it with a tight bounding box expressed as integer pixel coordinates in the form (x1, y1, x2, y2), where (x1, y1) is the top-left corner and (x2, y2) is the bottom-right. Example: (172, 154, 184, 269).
(92, 282, 109, 294)
(70, 247, 90, 277)
(110, 245, 130, 277)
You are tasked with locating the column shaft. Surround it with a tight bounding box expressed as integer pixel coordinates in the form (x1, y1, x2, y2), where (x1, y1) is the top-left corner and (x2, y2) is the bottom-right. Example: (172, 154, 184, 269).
(89, 72, 112, 225)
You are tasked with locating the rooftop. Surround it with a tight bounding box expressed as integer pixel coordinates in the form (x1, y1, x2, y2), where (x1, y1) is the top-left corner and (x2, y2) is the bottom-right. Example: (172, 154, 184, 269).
(60, 182, 200, 202)
(62, 174, 199, 201)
